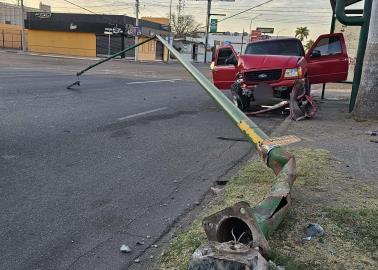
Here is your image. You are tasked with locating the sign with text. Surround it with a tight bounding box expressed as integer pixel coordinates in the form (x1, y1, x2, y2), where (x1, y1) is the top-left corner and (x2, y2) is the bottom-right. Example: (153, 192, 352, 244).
(256, 27, 274, 34)
(210, 19, 218, 33)
(134, 26, 142, 36)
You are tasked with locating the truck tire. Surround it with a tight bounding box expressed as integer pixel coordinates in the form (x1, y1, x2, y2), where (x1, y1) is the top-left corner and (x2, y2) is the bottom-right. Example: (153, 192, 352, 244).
(231, 82, 250, 111)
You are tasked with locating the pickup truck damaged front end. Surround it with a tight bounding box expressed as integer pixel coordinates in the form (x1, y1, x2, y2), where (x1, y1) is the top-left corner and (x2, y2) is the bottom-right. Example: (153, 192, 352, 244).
(236, 55, 306, 101)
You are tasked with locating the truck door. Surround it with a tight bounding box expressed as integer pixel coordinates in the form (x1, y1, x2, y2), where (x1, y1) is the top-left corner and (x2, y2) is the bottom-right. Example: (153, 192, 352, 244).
(212, 46, 238, 90)
(306, 33, 349, 84)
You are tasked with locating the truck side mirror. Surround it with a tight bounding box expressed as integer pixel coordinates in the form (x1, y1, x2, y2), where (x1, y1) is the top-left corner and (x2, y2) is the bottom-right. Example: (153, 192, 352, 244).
(310, 50, 321, 58)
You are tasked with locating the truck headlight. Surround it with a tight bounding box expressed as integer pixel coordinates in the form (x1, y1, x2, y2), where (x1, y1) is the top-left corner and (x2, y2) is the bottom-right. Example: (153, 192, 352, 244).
(284, 68, 302, 78)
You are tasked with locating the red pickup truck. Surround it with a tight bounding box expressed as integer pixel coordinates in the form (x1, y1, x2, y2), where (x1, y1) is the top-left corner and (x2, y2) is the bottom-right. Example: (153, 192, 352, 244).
(211, 33, 349, 110)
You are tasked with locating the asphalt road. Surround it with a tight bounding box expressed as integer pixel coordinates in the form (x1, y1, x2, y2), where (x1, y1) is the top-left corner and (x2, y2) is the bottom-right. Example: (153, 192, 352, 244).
(0, 52, 284, 270)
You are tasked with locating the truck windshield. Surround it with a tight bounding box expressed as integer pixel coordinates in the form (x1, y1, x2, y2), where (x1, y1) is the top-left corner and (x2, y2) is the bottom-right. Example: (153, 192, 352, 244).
(245, 40, 304, 56)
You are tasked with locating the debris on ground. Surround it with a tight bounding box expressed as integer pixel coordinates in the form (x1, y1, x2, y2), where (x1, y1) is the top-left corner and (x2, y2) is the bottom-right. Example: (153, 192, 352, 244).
(216, 180, 228, 186)
(268, 260, 285, 270)
(120, 244, 132, 253)
(133, 258, 141, 263)
(304, 223, 325, 239)
(189, 242, 268, 270)
(152, 244, 158, 248)
(370, 139, 378, 143)
(366, 131, 378, 136)
(210, 187, 223, 195)
(136, 241, 144, 245)
(289, 80, 317, 121)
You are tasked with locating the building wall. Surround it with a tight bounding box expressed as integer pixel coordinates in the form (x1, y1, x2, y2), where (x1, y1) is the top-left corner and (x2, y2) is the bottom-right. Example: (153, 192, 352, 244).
(141, 17, 169, 26)
(28, 30, 96, 57)
(0, 2, 40, 25)
(0, 23, 27, 49)
(138, 36, 156, 61)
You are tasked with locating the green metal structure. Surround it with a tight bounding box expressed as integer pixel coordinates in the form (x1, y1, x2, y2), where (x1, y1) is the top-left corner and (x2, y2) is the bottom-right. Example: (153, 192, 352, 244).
(70, 35, 297, 262)
(334, 0, 373, 112)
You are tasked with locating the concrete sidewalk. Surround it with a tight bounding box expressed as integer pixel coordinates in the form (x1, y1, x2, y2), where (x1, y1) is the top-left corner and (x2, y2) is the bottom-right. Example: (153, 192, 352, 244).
(276, 88, 378, 184)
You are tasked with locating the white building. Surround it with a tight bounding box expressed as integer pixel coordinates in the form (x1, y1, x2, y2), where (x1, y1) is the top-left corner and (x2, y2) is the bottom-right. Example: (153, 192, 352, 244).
(0, 2, 50, 25)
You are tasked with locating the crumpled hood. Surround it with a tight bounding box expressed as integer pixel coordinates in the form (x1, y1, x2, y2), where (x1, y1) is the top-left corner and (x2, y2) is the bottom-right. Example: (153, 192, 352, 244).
(238, 54, 302, 70)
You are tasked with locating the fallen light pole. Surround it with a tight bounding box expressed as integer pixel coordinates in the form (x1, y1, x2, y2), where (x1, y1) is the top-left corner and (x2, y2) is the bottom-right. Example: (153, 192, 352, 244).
(66, 36, 156, 89)
(156, 35, 297, 269)
(68, 35, 298, 269)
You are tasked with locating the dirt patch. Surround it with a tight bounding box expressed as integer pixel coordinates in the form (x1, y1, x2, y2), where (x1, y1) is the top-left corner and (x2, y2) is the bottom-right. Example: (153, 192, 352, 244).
(156, 148, 378, 270)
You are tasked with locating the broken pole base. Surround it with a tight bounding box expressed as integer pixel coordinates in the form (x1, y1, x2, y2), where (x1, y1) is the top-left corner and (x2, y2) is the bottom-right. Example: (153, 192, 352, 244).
(189, 241, 268, 270)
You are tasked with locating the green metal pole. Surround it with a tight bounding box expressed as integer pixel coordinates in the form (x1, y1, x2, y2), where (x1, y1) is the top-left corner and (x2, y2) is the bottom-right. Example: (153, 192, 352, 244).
(76, 36, 156, 77)
(155, 35, 269, 147)
(335, 0, 373, 112)
(156, 35, 297, 245)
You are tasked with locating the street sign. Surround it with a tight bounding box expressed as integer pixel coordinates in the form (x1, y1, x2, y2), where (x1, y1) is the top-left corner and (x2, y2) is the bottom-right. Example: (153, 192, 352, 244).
(256, 27, 274, 34)
(112, 27, 122, 34)
(104, 27, 123, 35)
(134, 26, 142, 36)
(210, 19, 218, 33)
(35, 12, 51, 19)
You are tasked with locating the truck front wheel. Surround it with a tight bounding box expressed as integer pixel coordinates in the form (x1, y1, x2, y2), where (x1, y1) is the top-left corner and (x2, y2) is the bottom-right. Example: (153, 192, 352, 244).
(231, 82, 250, 111)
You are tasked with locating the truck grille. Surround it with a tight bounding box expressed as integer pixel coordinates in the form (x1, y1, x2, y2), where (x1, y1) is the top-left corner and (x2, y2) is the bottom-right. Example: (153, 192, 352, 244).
(244, 69, 282, 83)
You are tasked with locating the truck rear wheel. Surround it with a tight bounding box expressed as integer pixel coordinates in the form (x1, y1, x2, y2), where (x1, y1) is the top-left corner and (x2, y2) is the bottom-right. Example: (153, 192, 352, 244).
(231, 83, 250, 111)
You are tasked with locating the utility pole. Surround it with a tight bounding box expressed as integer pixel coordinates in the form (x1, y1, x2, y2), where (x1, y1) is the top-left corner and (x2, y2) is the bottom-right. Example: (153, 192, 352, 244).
(168, 0, 173, 62)
(241, 28, 244, 53)
(20, 0, 25, 52)
(135, 0, 139, 61)
(204, 0, 211, 63)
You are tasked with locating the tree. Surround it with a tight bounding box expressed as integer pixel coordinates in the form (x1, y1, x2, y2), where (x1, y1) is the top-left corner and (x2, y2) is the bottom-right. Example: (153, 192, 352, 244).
(304, 39, 314, 51)
(295, 27, 309, 42)
(353, 1, 378, 120)
(171, 14, 202, 38)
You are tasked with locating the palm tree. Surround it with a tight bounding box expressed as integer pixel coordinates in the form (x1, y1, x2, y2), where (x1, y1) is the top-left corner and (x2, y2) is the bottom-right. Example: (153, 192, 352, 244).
(295, 27, 310, 42)
(353, 1, 378, 120)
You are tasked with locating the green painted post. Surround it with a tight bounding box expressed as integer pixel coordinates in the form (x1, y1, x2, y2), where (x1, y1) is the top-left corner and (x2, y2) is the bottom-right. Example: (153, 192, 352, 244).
(155, 35, 270, 147)
(156, 35, 297, 242)
(335, 0, 373, 112)
(72, 34, 297, 256)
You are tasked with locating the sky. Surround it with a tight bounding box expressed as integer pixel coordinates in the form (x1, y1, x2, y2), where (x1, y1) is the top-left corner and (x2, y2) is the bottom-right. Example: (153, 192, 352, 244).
(3, 0, 364, 40)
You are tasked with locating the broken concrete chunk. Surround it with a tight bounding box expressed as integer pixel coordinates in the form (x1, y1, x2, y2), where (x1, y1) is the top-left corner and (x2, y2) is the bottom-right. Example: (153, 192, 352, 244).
(210, 187, 223, 195)
(305, 223, 324, 238)
(366, 131, 378, 136)
(120, 244, 132, 253)
(189, 242, 268, 270)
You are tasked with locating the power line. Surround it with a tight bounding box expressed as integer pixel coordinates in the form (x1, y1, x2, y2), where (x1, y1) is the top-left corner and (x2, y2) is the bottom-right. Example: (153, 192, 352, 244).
(218, 0, 275, 23)
(61, 0, 97, 14)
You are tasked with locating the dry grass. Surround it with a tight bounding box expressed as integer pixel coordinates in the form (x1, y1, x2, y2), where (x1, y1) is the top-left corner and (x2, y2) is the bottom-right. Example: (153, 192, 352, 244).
(157, 148, 378, 270)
